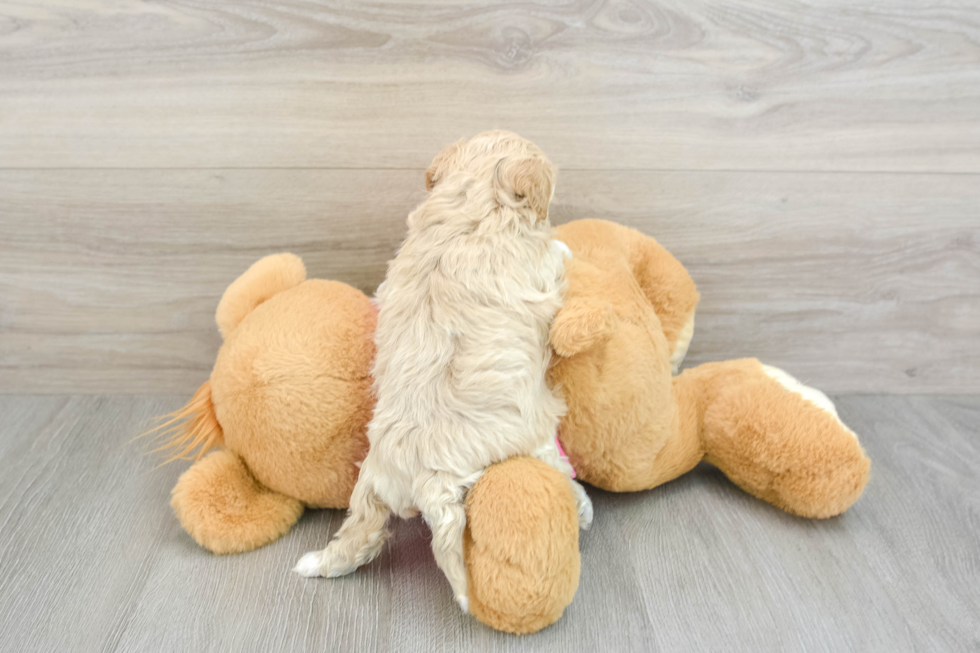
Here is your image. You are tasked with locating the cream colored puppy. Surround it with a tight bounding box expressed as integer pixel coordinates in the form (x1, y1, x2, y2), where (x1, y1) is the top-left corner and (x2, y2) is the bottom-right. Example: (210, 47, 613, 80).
(293, 131, 592, 611)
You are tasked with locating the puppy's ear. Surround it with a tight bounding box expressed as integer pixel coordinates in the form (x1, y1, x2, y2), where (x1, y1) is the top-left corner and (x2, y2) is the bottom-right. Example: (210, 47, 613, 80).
(493, 154, 557, 222)
(426, 139, 466, 191)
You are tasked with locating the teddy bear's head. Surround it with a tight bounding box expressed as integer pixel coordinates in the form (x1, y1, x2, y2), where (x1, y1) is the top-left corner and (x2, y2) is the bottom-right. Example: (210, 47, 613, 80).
(210, 256, 376, 508)
(154, 253, 375, 513)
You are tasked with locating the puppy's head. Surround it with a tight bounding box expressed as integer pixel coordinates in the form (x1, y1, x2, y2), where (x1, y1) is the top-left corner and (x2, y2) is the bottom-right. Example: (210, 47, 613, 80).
(425, 131, 556, 224)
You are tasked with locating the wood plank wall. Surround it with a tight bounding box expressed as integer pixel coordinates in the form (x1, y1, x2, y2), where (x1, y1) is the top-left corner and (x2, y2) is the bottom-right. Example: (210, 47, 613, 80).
(1, 0, 978, 393)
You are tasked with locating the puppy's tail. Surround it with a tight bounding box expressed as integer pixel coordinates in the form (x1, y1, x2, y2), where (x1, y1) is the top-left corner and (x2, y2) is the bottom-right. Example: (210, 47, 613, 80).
(136, 380, 223, 465)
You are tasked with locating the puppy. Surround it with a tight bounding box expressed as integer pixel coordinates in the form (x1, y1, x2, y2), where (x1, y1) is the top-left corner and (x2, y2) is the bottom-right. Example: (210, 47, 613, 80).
(293, 131, 592, 612)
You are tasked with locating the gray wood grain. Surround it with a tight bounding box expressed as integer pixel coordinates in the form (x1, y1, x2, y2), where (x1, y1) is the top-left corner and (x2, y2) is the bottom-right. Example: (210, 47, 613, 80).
(612, 394, 980, 651)
(0, 394, 978, 652)
(1, 0, 978, 171)
(2, 169, 977, 394)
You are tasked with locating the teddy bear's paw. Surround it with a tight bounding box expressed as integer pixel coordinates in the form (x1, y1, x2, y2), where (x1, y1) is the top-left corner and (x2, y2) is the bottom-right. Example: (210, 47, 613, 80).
(571, 480, 594, 530)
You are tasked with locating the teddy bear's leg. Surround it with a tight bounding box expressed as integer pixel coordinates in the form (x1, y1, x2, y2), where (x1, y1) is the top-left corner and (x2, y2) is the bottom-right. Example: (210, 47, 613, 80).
(464, 457, 580, 634)
(171, 449, 304, 554)
(674, 359, 871, 518)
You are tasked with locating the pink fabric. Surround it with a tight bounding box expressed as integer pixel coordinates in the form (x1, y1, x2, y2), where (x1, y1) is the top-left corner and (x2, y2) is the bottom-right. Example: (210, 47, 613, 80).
(556, 431, 576, 478)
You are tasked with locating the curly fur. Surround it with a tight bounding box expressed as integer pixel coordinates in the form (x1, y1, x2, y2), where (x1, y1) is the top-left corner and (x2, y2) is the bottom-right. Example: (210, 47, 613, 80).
(294, 131, 592, 611)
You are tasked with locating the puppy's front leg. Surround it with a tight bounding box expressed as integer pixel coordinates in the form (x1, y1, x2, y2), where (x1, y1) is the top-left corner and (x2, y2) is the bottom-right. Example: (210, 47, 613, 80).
(415, 471, 482, 613)
(293, 464, 391, 578)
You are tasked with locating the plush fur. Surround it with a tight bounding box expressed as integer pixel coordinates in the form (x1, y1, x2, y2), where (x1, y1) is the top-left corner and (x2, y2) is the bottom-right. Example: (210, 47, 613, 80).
(157, 250, 579, 632)
(550, 219, 870, 517)
(171, 449, 304, 554)
(464, 457, 579, 634)
(155, 217, 870, 634)
(292, 132, 591, 612)
(215, 252, 307, 339)
(157, 254, 376, 554)
(212, 276, 376, 509)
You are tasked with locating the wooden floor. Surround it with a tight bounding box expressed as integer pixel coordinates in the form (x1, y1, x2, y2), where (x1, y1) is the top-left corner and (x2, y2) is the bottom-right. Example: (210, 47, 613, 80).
(0, 393, 977, 652)
(2, 1, 978, 651)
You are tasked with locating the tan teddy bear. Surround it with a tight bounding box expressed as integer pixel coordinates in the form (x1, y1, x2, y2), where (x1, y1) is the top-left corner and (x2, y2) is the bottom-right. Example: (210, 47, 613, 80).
(550, 219, 869, 518)
(149, 220, 869, 634)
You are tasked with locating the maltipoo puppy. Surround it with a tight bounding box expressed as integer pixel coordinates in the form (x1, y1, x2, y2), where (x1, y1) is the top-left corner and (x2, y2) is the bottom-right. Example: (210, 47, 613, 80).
(293, 131, 592, 612)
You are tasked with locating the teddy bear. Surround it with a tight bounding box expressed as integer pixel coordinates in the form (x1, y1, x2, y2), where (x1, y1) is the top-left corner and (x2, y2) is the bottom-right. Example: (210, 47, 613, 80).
(149, 220, 869, 634)
(150, 252, 580, 634)
(548, 219, 869, 518)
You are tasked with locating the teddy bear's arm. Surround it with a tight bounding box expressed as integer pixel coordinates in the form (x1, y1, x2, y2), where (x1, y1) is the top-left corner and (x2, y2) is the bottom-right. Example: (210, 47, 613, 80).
(625, 229, 700, 372)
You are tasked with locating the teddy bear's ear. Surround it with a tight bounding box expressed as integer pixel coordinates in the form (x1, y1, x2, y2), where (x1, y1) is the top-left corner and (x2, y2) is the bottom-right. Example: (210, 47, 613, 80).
(493, 153, 557, 222)
(215, 253, 306, 339)
(425, 138, 467, 191)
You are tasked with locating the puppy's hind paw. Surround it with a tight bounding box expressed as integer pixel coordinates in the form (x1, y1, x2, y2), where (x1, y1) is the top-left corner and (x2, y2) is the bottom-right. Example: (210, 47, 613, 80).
(553, 239, 573, 260)
(295, 546, 358, 578)
(578, 500, 594, 531)
(572, 482, 594, 530)
(456, 594, 470, 614)
(293, 551, 325, 578)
